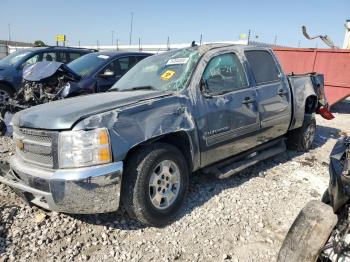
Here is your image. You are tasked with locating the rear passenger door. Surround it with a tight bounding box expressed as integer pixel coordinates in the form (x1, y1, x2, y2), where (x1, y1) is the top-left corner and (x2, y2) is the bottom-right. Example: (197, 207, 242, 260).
(199, 52, 260, 166)
(244, 50, 292, 143)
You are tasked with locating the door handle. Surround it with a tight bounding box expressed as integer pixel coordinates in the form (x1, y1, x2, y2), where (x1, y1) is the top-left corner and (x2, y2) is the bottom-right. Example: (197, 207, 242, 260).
(242, 97, 256, 104)
(278, 89, 287, 96)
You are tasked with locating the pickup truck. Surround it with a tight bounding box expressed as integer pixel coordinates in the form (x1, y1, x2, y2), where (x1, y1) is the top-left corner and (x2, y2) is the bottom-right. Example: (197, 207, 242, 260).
(0, 44, 332, 226)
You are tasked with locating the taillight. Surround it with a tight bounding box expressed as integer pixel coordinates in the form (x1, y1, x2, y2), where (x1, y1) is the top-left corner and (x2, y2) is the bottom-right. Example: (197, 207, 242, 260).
(318, 106, 335, 120)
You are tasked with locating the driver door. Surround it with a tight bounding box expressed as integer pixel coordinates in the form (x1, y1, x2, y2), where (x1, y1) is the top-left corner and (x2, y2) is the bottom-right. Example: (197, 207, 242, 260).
(198, 52, 260, 166)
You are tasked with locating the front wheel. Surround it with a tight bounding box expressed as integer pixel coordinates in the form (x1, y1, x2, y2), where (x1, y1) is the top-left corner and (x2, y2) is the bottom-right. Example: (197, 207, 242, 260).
(121, 143, 189, 227)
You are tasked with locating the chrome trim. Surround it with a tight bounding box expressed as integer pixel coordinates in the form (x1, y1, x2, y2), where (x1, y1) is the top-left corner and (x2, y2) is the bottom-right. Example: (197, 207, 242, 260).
(206, 122, 260, 146)
(21, 138, 51, 148)
(0, 156, 123, 214)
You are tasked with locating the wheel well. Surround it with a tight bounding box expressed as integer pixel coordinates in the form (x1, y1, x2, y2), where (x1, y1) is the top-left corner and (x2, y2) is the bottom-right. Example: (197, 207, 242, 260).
(124, 132, 194, 172)
(0, 81, 16, 93)
(305, 95, 317, 114)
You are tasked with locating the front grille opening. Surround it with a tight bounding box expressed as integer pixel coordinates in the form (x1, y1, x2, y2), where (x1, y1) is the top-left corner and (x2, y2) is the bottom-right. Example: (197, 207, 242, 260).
(13, 127, 57, 168)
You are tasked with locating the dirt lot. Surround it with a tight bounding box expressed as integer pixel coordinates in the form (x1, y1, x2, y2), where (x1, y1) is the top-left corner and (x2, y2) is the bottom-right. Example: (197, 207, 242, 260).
(0, 102, 349, 262)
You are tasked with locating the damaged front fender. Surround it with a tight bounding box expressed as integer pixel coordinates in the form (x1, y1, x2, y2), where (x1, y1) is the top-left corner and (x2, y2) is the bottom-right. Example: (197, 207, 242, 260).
(74, 94, 201, 171)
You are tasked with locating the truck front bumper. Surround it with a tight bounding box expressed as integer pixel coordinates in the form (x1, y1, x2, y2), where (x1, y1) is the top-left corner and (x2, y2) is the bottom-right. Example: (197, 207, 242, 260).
(0, 156, 123, 214)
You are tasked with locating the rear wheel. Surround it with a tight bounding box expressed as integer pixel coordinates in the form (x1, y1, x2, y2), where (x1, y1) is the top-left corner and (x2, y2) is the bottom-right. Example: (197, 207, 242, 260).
(121, 143, 189, 227)
(287, 114, 316, 152)
(278, 200, 338, 262)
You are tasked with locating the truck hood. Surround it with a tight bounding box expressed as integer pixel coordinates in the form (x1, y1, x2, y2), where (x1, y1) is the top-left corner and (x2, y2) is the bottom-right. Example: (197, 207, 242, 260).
(12, 90, 172, 130)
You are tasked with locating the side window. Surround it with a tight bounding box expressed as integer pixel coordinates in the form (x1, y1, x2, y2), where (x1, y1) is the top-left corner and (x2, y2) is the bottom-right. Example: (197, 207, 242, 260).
(68, 52, 84, 62)
(245, 50, 279, 85)
(202, 53, 248, 95)
(130, 55, 148, 68)
(118, 57, 130, 72)
(23, 54, 41, 67)
(135, 55, 147, 63)
(56, 52, 69, 63)
(103, 60, 122, 77)
(42, 52, 56, 62)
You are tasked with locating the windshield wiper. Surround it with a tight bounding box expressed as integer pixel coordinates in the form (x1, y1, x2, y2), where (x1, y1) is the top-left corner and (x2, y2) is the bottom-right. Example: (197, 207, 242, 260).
(122, 86, 156, 91)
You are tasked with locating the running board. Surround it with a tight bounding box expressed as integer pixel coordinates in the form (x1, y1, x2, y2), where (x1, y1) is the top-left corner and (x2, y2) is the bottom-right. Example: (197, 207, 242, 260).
(204, 140, 286, 179)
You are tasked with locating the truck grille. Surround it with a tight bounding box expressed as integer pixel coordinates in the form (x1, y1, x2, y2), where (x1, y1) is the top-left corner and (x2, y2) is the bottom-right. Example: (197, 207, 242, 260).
(13, 127, 58, 168)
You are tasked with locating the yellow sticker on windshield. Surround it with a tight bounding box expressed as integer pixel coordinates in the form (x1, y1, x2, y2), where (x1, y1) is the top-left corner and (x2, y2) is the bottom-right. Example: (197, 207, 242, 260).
(161, 70, 175, 81)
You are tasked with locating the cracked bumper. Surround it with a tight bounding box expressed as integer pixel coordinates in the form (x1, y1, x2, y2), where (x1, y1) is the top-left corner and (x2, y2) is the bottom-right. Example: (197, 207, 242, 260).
(0, 156, 123, 214)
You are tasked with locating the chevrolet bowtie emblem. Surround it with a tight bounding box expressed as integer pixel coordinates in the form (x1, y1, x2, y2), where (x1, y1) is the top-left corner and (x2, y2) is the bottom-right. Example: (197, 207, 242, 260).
(16, 140, 24, 151)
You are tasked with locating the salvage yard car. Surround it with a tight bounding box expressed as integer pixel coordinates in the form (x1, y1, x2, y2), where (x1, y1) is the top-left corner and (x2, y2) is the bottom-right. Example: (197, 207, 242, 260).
(0, 46, 96, 103)
(0, 44, 333, 226)
(0, 51, 152, 135)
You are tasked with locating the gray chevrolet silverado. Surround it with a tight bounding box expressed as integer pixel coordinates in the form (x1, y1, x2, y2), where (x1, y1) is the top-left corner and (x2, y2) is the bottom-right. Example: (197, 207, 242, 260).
(0, 44, 332, 226)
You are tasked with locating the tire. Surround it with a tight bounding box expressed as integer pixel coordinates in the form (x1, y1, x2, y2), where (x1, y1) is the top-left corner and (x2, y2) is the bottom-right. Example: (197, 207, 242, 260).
(287, 114, 316, 152)
(0, 119, 6, 136)
(321, 190, 330, 204)
(277, 200, 338, 262)
(121, 143, 189, 227)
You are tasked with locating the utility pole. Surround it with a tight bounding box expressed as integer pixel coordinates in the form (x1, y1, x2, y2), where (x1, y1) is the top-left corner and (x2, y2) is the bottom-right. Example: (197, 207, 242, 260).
(111, 30, 115, 46)
(8, 24, 11, 42)
(129, 12, 134, 45)
(247, 29, 251, 45)
(200, 34, 203, 45)
(78, 40, 80, 47)
(167, 36, 170, 51)
(298, 40, 301, 48)
(274, 35, 278, 46)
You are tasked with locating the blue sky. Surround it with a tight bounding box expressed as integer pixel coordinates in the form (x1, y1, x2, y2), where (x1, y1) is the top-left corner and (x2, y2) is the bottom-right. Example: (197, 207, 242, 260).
(0, 0, 349, 48)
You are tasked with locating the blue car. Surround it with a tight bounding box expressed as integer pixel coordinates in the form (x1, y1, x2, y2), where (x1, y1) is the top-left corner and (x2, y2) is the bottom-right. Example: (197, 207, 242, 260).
(0, 46, 95, 104)
(64, 51, 152, 93)
(0, 51, 152, 135)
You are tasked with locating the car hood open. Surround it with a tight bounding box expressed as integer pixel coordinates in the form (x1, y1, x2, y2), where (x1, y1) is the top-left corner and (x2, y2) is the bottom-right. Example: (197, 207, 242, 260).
(12, 90, 172, 130)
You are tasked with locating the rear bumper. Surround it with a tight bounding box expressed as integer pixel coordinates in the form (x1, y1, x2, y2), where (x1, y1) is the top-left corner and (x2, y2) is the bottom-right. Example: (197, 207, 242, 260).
(0, 156, 123, 214)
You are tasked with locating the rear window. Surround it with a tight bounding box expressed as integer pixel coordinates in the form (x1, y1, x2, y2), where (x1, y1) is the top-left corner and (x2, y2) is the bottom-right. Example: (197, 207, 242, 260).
(245, 50, 279, 84)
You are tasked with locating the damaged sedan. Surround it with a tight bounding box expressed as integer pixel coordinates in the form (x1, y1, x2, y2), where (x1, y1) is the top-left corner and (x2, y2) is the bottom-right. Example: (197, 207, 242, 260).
(0, 51, 151, 135)
(0, 44, 333, 226)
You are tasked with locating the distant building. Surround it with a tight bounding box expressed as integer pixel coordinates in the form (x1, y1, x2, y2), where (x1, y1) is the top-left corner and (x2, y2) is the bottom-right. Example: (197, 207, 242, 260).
(0, 40, 33, 47)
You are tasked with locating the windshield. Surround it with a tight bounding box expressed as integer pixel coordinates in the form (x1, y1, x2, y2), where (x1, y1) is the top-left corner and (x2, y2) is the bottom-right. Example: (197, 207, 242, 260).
(67, 53, 110, 77)
(0, 49, 31, 66)
(111, 48, 200, 92)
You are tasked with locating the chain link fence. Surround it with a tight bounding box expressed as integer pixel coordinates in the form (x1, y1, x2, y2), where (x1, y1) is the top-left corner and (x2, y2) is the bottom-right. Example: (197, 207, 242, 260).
(0, 44, 9, 59)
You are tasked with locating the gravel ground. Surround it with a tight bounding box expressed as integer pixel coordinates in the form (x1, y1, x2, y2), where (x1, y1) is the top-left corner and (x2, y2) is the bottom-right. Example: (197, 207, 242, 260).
(0, 102, 349, 262)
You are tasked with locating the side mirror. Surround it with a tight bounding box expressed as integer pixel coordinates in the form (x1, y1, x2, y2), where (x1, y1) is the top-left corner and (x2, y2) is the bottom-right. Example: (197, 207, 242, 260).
(99, 70, 115, 78)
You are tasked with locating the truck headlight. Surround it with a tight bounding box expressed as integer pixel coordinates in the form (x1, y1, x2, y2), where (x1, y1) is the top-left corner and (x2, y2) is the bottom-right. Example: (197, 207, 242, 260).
(58, 128, 112, 168)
